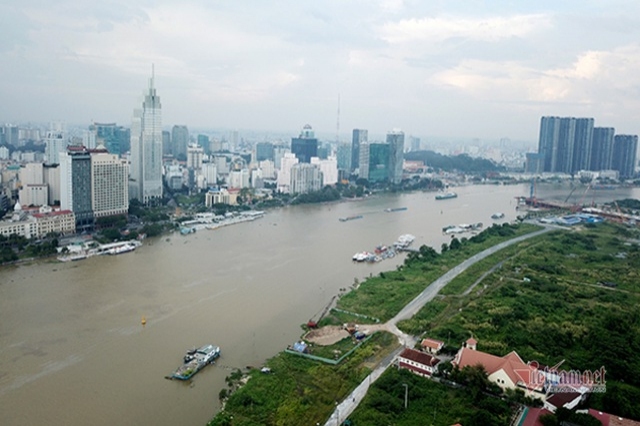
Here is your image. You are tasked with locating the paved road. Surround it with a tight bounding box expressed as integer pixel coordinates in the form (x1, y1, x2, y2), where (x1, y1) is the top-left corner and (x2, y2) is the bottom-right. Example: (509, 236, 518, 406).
(324, 226, 554, 425)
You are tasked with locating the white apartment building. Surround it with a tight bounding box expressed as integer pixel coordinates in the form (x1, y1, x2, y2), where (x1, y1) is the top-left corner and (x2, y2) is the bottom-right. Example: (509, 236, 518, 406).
(91, 152, 129, 218)
(290, 163, 322, 194)
(187, 145, 204, 170)
(228, 169, 250, 189)
(201, 162, 217, 187)
(18, 184, 49, 207)
(311, 156, 338, 186)
(258, 160, 276, 179)
(277, 153, 298, 193)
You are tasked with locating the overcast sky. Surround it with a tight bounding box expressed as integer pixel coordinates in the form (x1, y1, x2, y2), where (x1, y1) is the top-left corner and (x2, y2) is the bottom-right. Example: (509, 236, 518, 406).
(2, 0, 640, 142)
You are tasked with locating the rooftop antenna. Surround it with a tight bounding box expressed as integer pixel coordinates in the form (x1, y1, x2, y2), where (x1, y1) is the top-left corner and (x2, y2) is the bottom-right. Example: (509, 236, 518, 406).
(150, 63, 155, 89)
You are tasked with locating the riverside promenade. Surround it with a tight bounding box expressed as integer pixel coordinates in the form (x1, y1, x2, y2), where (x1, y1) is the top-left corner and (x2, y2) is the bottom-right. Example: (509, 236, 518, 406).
(324, 225, 553, 425)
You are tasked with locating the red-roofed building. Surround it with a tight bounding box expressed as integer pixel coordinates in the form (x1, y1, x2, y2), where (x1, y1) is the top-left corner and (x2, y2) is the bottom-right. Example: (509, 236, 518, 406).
(452, 343, 546, 400)
(520, 407, 554, 426)
(587, 409, 640, 426)
(544, 392, 585, 412)
(421, 338, 445, 354)
(398, 348, 440, 378)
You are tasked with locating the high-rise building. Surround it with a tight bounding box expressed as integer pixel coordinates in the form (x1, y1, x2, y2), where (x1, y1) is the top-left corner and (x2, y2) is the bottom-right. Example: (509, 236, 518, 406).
(129, 70, 163, 204)
(89, 123, 130, 155)
(336, 144, 351, 172)
(172, 125, 189, 159)
(202, 162, 218, 187)
(290, 163, 322, 194)
(162, 130, 171, 156)
(590, 127, 615, 171)
(358, 142, 370, 180)
(351, 129, 368, 172)
(612, 135, 638, 179)
(311, 156, 338, 186)
(187, 144, 204, 170)
(277, 152, 299, 193)
(44, 126, 68, 165)
(291, 124, 318, 163)
(369, 143, 391, 183)
(60, 146, 94, 231)
(572, 118, 594, 173)
(538, 116, 561, 172)
(273, 145, 289, 169)
(556, 118, 576, 174)
(256, 142, 275, 162)
(43, 164, 60, 205)
(91, 151, 129, 218)
(387, 129, 405, 184)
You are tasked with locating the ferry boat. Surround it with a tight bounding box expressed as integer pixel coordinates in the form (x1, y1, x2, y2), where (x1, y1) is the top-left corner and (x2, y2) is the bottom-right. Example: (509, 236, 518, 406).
(339, 215, 363, 222)
(169, 344, 220, 381)
(435, 192, 457, 200)
(107, 243, 137, 255)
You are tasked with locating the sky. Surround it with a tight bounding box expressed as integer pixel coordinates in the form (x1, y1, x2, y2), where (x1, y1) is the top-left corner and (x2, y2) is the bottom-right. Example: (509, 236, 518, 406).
(2, 0, 640, 142)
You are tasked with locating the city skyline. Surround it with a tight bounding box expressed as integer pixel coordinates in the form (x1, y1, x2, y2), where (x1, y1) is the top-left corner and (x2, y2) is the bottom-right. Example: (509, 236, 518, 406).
(2, 1, 640, 141)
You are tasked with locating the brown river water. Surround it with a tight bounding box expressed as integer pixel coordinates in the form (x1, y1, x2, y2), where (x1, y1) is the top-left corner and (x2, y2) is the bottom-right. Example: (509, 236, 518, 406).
(0, 183, 636, 425)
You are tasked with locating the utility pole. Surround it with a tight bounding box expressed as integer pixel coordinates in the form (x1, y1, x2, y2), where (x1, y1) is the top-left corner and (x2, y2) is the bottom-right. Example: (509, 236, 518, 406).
(402, 383, 408, 409)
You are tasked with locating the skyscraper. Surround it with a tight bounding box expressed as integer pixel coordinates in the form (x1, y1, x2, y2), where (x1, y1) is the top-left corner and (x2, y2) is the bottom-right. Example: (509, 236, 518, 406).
(537, 116, 561, 172)
(368, 143, 390, 183)
(571, 118, 594, 173)
(590, 127, 615, 171)
(351, 129, 368, 172)
(60, 146, 93, 231)
(171, 125, 189, 159)
(612, 135, 638, 179)
(387, 129, 405, 184)
(291, 124, 318, 163)
(129, 69, 163, 204)
(256, 142, 275, 162)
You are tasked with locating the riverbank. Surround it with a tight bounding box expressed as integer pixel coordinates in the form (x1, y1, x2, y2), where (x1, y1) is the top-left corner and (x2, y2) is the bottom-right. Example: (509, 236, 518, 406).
(207, 222, 547, 425)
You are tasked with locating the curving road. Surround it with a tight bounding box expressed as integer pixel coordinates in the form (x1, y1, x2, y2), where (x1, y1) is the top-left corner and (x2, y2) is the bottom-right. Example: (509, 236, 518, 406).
(324, 225, 554, 425)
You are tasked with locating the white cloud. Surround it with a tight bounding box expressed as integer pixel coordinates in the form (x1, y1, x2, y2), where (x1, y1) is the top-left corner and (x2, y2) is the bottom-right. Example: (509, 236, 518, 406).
(380, 14, 551, 44)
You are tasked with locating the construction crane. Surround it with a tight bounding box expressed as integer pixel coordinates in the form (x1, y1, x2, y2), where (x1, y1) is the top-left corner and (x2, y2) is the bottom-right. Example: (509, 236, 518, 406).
(564, 186, 577, 204)
(571, 183, 591, 212)
(307, 295, 337, 329)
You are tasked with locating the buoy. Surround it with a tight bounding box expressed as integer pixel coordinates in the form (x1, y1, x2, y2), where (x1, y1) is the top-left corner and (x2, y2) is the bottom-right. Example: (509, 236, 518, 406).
(141, 316, 147, 327)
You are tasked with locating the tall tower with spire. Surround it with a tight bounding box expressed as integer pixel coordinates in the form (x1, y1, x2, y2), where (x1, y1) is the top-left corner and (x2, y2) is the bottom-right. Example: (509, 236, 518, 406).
(130, 66, 163, 203)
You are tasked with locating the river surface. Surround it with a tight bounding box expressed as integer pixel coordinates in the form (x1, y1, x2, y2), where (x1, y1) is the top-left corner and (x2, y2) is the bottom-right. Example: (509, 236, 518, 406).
(1, 183, 638, 426)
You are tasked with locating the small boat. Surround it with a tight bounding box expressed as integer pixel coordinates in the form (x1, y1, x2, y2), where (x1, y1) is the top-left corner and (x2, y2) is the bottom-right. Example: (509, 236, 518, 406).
(491, 212, 505, 220)
(384, 207, 408, 212)
(339, 215, 363, 222)
(435, 192, 457, 200)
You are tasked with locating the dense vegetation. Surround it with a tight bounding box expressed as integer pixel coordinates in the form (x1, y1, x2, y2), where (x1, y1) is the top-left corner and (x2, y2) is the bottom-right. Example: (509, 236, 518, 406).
(209, 332, 398, 426)
(0, 233, 59, 264)
(350, 367, 513, 426)
(337, 223, 541, 321)
(404, 150, 503, 173)
(399, 223, 640, 419)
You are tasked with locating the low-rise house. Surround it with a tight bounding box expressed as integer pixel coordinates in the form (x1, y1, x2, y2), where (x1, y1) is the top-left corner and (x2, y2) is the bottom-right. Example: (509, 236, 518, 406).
(421, 337, 445, 354)
(398, 348, 440, 378)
